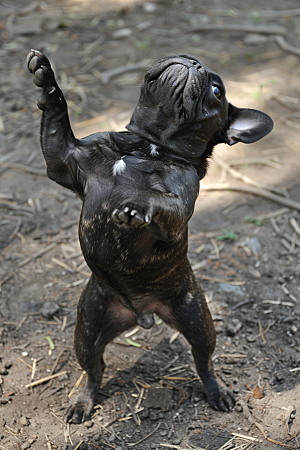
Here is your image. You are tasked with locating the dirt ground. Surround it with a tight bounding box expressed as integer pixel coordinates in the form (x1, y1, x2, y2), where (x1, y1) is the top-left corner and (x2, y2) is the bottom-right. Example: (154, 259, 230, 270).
(1, 0, 300, 449)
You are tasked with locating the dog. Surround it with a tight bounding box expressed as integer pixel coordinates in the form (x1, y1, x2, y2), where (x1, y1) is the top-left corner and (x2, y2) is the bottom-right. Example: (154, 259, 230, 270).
(26, 50, 273, 423)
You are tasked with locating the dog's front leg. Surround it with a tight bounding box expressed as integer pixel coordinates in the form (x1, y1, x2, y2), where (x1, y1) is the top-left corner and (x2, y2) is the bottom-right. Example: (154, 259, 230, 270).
(27, 50, 79, 192)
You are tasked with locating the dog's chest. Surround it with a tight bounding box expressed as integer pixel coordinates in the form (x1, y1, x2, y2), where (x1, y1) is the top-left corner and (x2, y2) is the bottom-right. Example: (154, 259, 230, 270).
(78, 154, 165, 254)
(88, 153, 167, 203)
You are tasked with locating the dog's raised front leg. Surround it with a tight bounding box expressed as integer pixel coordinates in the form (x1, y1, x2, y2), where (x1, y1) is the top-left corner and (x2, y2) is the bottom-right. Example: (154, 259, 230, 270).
(27, 50, 79, 191)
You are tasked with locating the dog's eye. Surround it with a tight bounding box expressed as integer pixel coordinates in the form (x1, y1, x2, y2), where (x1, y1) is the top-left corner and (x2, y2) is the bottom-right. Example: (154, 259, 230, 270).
(212, 85, 222, 100)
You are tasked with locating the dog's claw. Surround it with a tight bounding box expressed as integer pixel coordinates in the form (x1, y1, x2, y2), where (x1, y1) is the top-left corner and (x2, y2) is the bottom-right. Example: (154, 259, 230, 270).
(66, 394, 94, 424)
(206, 381, 235, 412)
(112, 203, 151, 228)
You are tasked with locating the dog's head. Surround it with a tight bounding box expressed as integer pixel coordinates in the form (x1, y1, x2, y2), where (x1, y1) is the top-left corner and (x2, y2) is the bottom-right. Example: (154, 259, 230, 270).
(126, 55, 273, 166)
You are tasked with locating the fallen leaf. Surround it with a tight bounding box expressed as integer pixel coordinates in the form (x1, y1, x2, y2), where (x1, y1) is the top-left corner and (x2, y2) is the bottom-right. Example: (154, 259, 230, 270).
(253, 386, 264, 399)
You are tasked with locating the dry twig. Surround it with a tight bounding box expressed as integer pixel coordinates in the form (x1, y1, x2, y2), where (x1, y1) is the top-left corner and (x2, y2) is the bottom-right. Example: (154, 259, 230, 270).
(213, 154, 285, 196)
(202, 183, 300, 212)
(127, 422, 161, 447)
(50, 349, 67, 375)
(266, 438, 295, 449)
(68, 371, 86, 398)
(236, 401, 267, 439)
(191, 23, 286, 34)
(252, 8, 300, 17)
(99, 60, 151, 84)
(0, 162, 46, 176)
(275, 36, 300, 57)
(18, 242, 57, 267)
(25, 371, 67, 388)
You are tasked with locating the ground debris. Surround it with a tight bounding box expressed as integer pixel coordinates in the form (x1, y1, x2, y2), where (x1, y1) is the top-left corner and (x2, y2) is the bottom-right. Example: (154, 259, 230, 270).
(143, 386, 173, 411)
(2, 1, 300, 449)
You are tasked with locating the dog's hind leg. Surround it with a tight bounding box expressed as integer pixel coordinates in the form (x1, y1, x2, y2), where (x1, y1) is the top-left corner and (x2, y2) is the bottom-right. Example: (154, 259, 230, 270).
(159, 277, 235, 412)
(66, 275, 136, 423)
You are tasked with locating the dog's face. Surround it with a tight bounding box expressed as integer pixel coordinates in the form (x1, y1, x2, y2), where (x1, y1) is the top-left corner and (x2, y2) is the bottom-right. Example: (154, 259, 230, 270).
(127, 55, 273, 163)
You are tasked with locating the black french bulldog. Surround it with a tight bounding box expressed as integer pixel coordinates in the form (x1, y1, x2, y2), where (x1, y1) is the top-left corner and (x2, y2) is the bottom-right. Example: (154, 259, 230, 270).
(26, 50, 273, 423)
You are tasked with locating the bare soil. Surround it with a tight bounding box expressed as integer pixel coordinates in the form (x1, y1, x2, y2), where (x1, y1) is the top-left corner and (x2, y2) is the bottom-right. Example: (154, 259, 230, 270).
(1, 1, 300, 449)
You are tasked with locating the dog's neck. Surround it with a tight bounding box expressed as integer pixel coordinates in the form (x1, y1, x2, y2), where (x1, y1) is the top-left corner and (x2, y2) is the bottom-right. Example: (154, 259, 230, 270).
(110, 131, 213, 180)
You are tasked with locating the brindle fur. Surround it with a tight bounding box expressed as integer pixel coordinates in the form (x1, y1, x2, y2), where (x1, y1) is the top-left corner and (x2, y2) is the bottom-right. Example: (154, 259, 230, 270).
(26, 50, 273, 423)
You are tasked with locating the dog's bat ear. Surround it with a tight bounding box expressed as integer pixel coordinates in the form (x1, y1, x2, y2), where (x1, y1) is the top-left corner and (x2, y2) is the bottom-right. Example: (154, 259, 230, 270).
(224, 104, 273, 146)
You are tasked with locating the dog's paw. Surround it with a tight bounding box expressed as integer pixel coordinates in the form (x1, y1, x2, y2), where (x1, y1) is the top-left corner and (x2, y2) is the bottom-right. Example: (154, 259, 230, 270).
(112, 203, 151, 228)
(205, 378, 235, 412)
(26, 49, 56, 109)
(26, 49, 55, 88)
(65, 393, 94, 424)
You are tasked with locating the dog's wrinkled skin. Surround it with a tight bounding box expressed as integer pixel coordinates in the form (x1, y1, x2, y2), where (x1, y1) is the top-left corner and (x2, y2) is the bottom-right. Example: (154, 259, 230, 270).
(26, 50, 273, 423)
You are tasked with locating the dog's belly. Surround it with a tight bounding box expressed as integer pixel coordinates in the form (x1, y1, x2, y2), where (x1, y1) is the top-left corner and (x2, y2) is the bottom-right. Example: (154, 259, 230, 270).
(79, 212, 187, 289)
(78, 200, 189, 329)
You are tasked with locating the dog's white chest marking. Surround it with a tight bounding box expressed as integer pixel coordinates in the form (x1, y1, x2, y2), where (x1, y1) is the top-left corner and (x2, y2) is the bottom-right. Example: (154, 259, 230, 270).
(150, 143, 159, 157)
(113, 158, 126, 176)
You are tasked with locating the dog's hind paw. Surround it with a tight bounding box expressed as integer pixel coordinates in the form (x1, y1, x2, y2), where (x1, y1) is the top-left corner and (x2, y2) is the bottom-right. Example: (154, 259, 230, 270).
(112, 203, 151, 228)
(205, 378, 235, 412)
(66, 394, 94, 424)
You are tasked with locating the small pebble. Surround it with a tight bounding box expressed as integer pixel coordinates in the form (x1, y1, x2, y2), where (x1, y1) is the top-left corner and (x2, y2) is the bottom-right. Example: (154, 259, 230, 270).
(108, 433, 115, 442)
(41, 301, 60, 319)
(21, 443, 31, 450)
(245, 237, 262, 254)
(160, 430, 168, 436)
(226, 318, 243, 336)
(20, 416, 29, 426)
(84, 420, 93, 428)
(0, 369, 8, 375)
(173, 438, 182, 445)
(112, 28, 132, 39)
(276, 372, 285, 382)
(219, 284, 243, 296)
(291, 325, 298, 335)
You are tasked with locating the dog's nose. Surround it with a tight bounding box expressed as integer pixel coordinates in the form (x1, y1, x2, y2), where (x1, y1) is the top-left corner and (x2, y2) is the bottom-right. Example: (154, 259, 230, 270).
(188, 59, 205, 74)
